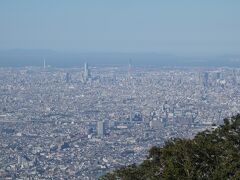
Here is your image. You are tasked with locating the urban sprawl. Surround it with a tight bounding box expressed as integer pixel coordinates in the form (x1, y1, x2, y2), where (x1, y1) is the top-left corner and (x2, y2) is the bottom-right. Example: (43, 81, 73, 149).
(0, 63, 240, 179)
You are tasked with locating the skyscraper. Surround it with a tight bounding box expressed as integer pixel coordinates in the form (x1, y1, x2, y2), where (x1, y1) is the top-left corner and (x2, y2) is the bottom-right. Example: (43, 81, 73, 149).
(97, 121, 106, 136)
(203, 72, 209, 87)
(43, 58, 46, 69)
(66, 72, 71, 83)
(128, 59, 132, 79)
(216, 72, 221, 80)
(83, 62, 91, 82)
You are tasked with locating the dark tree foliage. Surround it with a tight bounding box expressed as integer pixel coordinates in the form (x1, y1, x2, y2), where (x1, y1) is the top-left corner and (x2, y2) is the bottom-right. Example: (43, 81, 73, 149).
(100, 114, 240, 180)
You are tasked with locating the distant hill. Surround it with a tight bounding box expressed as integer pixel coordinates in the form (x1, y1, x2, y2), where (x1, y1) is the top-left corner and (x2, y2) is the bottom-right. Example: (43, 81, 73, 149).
(101, 114, 240, 180)
(1, 49, 240, 68)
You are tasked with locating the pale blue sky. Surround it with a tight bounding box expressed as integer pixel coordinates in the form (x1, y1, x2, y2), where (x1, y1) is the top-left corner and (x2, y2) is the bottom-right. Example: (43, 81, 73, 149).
(0, 0, 239, 55)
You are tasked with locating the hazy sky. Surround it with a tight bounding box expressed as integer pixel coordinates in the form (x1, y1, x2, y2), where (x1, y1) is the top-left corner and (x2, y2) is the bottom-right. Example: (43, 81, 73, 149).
(0, 0, 240, 55)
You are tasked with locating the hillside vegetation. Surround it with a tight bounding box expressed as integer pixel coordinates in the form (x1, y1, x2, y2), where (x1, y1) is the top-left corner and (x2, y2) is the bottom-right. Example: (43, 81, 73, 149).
(101, 114, 240, 180)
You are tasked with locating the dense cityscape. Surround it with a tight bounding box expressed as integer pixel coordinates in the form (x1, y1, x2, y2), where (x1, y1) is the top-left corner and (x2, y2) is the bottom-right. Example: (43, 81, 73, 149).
(0, 63, 240, 179)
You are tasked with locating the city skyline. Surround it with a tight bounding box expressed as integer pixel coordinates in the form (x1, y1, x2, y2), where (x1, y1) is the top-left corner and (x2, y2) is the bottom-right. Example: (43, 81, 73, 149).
(0, 65, 239, 178)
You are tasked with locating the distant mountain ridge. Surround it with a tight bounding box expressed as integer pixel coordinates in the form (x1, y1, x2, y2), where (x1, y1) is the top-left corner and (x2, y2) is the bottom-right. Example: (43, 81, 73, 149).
(101, 115, 240, 180)
(0, 49, 240, 68)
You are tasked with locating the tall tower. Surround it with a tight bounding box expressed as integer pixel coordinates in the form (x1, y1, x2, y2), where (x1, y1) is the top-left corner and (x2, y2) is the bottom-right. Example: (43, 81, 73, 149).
(128, 59, 132, 79)
(83, 62, 90, 82)
(43, 58, 46, 69)
(128, 59, 132, 71)
(84, 62, 88, 74)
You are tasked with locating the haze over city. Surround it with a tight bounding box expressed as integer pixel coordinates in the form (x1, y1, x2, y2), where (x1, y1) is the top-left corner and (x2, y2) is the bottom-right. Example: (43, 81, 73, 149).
(0, 1, 240, 179)
(1, 0, 240, 54)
